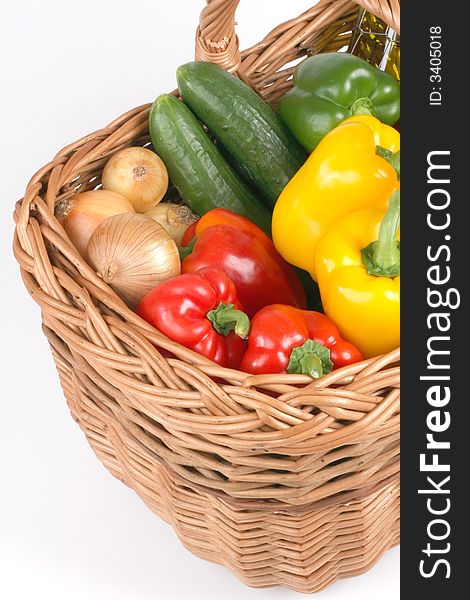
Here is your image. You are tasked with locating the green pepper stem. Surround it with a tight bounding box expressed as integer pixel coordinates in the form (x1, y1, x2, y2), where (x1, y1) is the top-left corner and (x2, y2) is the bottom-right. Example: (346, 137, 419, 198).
(361, 191, 400, 277)
(350, 97, 376, 117)
(177, 238, 196, 261)
(386, 150, 400, 179)
(298, 354, 324, 379)
(376, 146, 400, 179)
(287, 340, 333, 379)
(207, 303, 250, 339)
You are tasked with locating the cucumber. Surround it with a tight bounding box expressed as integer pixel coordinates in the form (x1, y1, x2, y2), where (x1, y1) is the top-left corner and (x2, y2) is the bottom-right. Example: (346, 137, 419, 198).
(177, 61, 307, 209)
(149, 94, 271, 235)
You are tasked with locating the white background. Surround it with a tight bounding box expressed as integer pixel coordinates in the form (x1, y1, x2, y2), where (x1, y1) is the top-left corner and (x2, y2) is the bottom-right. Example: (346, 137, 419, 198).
(0, 1, 399, 598)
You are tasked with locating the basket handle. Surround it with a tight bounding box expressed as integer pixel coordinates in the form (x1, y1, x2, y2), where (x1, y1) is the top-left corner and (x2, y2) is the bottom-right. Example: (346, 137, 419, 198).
(195, 0, 400, 72)
(195, 0, 241, 72)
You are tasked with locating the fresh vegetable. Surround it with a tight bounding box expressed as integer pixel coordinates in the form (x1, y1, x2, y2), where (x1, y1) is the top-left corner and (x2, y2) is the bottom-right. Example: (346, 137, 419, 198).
(146, 202, 198, 245)
(241, 304, 362, 377)
(87, 213, 180, 309)
(181, 209, 306, 318)
(149, 94, 272, 234)
(102, 146, 169, 212)
(138, 267, 249, 369)
(181, 219, 199, 247)
(315, 191, 400, 358)
(279, 52, 401, 152)
(55, 189, 135, 258)
(177, 61, 306, 208)
(272, 115, 400, 279)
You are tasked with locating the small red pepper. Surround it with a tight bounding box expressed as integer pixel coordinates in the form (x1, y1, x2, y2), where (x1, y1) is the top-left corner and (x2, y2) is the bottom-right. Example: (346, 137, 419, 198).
(137, 267, 250, 369)
(240, 304, 363, 377)
(181, 209, 306, 317)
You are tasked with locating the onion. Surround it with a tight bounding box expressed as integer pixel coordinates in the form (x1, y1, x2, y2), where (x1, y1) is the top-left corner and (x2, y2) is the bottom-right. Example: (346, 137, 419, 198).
(145, 203, 198, 245)
(102, 147, 169, 212)
(56, 189, 135, 257)
(86, 213, 180, 309)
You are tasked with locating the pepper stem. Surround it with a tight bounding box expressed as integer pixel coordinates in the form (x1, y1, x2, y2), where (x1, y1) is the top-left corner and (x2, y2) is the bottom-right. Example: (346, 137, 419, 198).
(177, 237, 196, 261)
(386, 150, 400, 178)
(287, 340, 333, 379)
(376, 146, 400, 179)
(207, 303, 250, 339)
(350, 97, 376, 117)
(361, 191, 400, 277)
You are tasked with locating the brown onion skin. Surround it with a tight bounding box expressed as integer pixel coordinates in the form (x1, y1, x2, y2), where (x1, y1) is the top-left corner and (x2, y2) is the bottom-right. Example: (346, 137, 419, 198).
(102, 147, 169, 213)
(56, 189, 135, 257)
(145, 203, 198, 245)
(86, 212, 181, 309)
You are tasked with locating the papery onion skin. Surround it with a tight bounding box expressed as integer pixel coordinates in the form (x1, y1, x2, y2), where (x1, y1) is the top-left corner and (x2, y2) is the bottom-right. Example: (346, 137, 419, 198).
(86, 212, 181, 309)
(102, 147, 169, 213)
(55, 189, 135, 258)
(145, 203, 198, 245)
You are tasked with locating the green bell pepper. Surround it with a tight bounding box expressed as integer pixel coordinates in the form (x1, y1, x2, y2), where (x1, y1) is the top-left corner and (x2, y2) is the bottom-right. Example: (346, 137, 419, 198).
(279, 53, 400, 152)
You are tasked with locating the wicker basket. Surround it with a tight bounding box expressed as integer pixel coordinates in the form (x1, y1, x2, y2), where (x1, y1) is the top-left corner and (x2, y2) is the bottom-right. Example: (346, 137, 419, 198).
(13, 0, 400, 593)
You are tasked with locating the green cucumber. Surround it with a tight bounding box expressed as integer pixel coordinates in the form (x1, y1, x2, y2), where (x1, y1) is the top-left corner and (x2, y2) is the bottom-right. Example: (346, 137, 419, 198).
(177, 61, 307, 209)
(149, 94, 271, 235)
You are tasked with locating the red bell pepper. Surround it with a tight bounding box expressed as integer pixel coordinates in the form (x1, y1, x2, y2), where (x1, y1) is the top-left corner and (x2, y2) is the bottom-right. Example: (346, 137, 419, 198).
(240, 304, 363, 377)
(137, 267, 250, 369)
(181, 219, 199, 246)
(181, 209, 306, 317)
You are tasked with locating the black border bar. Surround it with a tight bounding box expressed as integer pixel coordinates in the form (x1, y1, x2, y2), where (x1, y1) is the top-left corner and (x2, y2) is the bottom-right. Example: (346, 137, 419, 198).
(401, 1, 467, 595)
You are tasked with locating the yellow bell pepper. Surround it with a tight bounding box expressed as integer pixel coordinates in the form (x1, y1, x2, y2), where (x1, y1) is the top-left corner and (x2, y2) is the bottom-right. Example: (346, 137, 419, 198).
(315, 191, 400, 358)
(272, 115, 400, 279)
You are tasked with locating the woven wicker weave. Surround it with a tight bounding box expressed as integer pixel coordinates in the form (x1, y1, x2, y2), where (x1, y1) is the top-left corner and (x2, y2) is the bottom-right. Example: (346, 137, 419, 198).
(13, 0, 400, 593)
